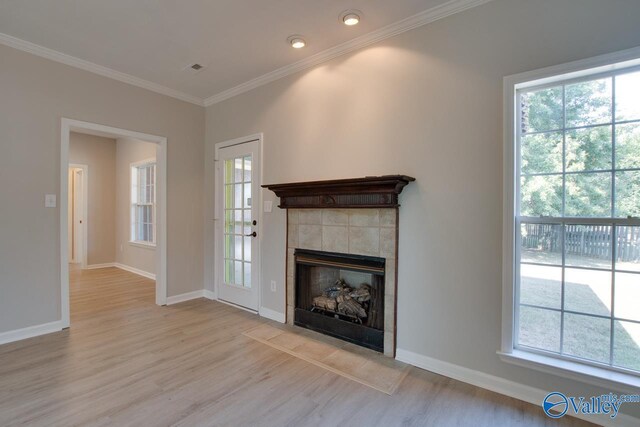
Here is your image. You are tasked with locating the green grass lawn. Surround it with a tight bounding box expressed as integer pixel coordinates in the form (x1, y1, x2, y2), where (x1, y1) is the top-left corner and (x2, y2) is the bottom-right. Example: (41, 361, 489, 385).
(518, 271, 640, 372)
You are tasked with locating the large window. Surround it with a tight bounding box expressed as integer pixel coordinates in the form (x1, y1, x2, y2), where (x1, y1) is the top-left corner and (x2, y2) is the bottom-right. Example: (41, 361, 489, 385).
(512, 63, 640, 377)
(131, 161, 156, 245)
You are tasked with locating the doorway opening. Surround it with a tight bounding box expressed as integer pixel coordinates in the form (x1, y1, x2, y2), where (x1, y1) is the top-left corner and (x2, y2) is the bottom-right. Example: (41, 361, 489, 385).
(60, 118, 167, 328)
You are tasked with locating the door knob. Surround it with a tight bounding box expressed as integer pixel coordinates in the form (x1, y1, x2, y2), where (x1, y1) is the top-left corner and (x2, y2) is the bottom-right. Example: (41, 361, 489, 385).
(245, 231, 257, 237)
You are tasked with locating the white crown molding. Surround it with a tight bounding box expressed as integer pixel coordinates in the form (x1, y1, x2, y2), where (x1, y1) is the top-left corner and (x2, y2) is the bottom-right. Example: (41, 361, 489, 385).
(0, 0, 492, 108)
(203, 0, 494, 106)
(0, 32, 204, 106)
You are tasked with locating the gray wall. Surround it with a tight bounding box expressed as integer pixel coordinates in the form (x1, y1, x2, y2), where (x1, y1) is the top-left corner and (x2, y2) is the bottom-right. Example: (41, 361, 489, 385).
(115, 137, 157, 275)
(0, 42, 204, 333)
(69, 132, 117, 266)
(205, 0, 640, 419)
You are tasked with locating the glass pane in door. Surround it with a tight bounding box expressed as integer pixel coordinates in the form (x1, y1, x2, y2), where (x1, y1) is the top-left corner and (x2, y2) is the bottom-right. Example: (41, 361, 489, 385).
(223, 155, 253, 288)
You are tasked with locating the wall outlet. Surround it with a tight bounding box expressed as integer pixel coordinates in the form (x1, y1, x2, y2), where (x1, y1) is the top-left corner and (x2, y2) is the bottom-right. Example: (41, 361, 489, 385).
(270, 280, 276, 292)
(120, 244, 123, 252)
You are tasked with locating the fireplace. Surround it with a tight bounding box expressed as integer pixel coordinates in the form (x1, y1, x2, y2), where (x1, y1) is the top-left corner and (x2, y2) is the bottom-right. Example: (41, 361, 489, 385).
(294, 249, 385, 352)
(263, 176, 415, 357)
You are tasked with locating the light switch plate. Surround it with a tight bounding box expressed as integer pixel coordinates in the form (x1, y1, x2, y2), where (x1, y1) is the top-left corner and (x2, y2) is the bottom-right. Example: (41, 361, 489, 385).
(45, 194, 57, 208)
(264, 200, 273, 213)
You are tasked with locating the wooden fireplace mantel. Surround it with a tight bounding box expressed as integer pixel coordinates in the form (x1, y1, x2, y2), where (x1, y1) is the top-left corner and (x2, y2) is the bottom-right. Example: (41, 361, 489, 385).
(262, 175, 415, 209)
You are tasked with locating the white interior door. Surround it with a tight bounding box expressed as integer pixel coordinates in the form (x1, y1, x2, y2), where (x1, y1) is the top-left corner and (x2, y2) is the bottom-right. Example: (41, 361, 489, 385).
(73, 169, 84, 266)
(216, 140, 260, 311)
(68, 168, 74, 262)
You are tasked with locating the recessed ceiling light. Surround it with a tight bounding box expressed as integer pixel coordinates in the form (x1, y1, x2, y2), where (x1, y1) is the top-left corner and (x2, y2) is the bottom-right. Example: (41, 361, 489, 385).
(291, 39, 305, 49)
(287, 35, 306, 49)
(340, 10, 362, 26)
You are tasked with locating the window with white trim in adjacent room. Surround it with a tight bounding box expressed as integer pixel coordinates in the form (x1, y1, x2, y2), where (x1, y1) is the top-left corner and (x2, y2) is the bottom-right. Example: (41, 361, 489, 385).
(504, 52, 640, 385)
(131, 160, 156, 245)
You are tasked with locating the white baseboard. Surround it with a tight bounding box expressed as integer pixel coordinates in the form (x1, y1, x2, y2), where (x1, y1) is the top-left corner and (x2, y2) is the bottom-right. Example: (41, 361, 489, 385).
(166, 290, 205, 305)
(202, 290, 282, 321)
(395, 348, 639, 427)
(114, 263, 156, 280)
(0, 320, 65, 346)
(259, 306, 285, 323)
(85, 262, 116, 269)
(216, 298, 258, 314)
(146, 286, 211, 305)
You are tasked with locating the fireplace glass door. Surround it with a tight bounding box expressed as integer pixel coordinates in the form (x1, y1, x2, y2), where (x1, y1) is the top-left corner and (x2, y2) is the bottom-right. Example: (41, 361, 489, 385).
(295, 249, 385, 352)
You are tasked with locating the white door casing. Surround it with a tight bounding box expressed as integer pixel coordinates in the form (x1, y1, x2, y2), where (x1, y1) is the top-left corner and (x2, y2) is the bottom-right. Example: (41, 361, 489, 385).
(61, 118, 168, 329)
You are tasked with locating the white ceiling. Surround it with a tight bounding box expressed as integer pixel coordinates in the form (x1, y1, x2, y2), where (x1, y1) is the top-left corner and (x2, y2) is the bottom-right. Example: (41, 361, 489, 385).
(0, 0, 468, 104)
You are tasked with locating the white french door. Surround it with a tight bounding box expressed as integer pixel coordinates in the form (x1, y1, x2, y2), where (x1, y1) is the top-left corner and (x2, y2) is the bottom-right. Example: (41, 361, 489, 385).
(216, 139, 261, 311)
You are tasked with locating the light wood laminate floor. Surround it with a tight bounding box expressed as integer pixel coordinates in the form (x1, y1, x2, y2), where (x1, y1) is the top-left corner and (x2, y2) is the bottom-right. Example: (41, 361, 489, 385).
(0, 267, 593, 426)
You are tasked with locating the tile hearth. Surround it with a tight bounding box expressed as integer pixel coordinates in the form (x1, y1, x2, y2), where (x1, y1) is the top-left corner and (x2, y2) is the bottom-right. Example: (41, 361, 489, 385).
(244, 323, 409, 394)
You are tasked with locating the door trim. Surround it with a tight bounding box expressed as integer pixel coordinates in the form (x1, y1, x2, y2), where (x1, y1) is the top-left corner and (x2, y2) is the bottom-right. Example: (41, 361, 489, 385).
(69, 163, 88, 268)
(213, 133, 263, 312)
(60, 118, 168, 328)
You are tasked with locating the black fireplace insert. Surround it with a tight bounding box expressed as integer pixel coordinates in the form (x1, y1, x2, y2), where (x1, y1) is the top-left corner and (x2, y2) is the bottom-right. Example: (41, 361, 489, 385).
(294, 249, 385, 352)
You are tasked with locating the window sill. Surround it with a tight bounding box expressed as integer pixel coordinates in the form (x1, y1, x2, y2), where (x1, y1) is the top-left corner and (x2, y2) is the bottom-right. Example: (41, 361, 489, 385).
(129, 241, 156, 250)
(498, 349, 640, 393)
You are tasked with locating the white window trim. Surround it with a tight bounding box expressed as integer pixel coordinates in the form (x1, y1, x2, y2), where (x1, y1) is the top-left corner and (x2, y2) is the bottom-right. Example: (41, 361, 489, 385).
(129, 240, 156, 250)
(501, 46, 640, 391)
(130, 158, 157, 247)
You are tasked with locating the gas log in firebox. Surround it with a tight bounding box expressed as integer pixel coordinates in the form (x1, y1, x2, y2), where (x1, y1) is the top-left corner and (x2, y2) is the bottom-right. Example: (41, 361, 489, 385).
(294, 249, 385, 352)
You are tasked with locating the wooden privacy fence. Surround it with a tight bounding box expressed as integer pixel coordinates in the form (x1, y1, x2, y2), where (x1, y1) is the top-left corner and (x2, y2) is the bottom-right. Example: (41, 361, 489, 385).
(521, 223, 640, 262)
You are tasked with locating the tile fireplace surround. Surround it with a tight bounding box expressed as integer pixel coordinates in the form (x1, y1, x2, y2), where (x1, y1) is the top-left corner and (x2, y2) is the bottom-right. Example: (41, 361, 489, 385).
(286, 208, 399, 356)
(264, 175, 414, 357)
